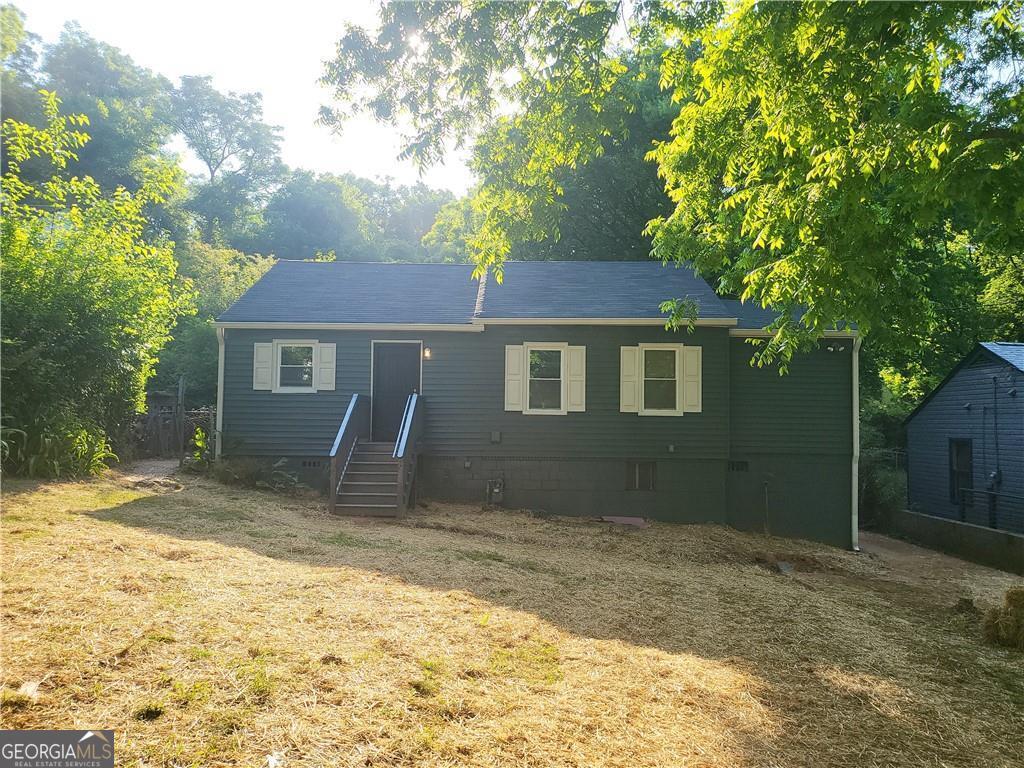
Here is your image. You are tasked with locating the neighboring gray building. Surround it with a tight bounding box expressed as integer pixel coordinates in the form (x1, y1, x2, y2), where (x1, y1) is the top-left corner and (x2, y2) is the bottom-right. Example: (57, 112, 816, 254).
(905, 342, 1024, 533)
(214, 261, 860, 548)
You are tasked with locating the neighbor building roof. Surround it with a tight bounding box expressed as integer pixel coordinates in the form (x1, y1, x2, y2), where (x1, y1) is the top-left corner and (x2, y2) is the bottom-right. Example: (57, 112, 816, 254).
(905, 341, 1024, 424)
(980, 342, 1024, 372)
(217, 260, 737, 325)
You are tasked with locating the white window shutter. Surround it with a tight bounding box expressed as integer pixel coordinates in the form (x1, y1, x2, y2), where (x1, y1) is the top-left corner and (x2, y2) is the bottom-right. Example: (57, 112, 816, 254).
(567, 345, 586, 412)
(253, 343, 273, 390)
(504, 344, 524, 411)
(682, 345, 702, 413)
(620, 346, 639, 412)
(317, 343, 336, 391)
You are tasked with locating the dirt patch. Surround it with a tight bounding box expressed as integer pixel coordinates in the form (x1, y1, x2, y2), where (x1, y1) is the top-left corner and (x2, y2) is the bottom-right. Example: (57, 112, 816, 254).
(116, 459, 182, 492)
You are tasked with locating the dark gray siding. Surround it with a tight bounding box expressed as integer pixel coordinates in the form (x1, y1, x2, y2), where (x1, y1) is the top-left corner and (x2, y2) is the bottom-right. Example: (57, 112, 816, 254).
(222, 325, 731, 459)
(726, 339, 855, 547)
(419, 456, 727, 523)
(221, 325, 855, 546)
(906, 356, 1024, 523)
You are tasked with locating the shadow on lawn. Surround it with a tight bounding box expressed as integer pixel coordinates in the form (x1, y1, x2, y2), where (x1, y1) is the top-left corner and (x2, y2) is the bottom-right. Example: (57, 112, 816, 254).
(83, 478, 1024, 766)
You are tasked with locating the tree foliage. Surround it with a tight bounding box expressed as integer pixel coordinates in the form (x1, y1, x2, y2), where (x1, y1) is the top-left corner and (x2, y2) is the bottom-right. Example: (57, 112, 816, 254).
(171, 75, 284, 241)
(153, 241, 273, 406)
(1, 92, 194, 474)
(323, 0, 1024, 370)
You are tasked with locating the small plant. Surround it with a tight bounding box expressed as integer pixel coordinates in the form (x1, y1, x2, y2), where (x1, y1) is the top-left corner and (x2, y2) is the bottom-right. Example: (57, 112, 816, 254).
(410, 658, 443, 697)
(133, 700, 166, 720)
(982, 587, 1024, 651)
(1, 418, 117, 478)
(212, 457, 300, 492)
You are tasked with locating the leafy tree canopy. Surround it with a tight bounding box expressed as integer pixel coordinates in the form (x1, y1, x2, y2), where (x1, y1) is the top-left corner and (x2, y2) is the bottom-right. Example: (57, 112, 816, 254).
(323, 0, 1024, 368)
(1, 92, 194, 473)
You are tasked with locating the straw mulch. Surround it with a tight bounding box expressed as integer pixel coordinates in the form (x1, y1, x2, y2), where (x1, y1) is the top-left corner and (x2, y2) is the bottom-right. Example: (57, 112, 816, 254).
(1, 473, 1022, 767)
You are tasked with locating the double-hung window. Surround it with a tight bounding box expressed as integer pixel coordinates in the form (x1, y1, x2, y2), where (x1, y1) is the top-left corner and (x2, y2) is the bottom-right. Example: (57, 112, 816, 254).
(525, 344, 565, 414)
(620, 343, 701, 415)
(505, 342, 585, 414)
(277, 343, 315, 391)
(252, 339, 336, 393)
(641, 346, 679, 414)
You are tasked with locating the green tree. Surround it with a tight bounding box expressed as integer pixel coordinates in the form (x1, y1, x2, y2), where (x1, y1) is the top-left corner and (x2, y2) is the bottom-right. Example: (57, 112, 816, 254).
(425, 54, 675, 262)
(1, 5, 45, 173)
(323, 0, 1024, 368)
(1, 92, 194, 475)
(171, 75, 284, 242)
(40, 23, 174, 191)
(252, 170, 371, 259)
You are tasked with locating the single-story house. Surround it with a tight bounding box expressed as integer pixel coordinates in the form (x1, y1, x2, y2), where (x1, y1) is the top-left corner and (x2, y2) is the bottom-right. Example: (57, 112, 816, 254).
(905, 342, 1024, 533)
(214, 261, 860, 548)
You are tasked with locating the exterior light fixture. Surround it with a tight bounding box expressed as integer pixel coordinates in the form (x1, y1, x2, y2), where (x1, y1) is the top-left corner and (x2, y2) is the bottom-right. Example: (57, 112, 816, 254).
(423, 347, 432, 359)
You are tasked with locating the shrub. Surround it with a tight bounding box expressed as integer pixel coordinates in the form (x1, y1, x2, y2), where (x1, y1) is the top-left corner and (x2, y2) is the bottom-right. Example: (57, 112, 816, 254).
(982, 587, 1024, 651)
(1, 92, 194, 477)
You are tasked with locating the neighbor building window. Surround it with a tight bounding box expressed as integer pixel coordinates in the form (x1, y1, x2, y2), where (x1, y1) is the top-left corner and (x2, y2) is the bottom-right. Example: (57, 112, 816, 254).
(949, 439, 973, 505)
(277, 343, 315, 390)
(640, 345, 679, 414)
(526, 345, 563, 413)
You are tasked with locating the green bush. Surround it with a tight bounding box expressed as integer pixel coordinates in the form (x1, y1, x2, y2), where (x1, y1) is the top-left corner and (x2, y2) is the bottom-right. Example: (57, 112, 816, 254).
(858, 390, 911, 528)
(1, 92, 193, 477)
(2, 418, 117, 478)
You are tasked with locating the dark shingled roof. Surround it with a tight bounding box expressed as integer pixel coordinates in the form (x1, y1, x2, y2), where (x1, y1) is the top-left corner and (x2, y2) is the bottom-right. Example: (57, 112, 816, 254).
(218, 261, 480, 324)
(720, 299, 780, 329)
(217, 260, 737, 324)
(478, 261, 732, 319)
(721, 299, 859, 332)
(981, 341, 1024, 372)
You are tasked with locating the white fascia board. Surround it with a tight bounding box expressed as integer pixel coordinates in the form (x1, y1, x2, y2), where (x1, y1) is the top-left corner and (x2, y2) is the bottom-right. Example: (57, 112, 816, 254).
(213, 321, 484, 332)
(476, 317, 739, 327)
(728, 329, 858, 338)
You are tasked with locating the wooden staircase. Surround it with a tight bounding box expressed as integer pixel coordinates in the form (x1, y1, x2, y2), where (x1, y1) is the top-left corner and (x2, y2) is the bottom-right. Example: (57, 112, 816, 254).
(328, 392, 424, 518)
(334, 441, 400, 516)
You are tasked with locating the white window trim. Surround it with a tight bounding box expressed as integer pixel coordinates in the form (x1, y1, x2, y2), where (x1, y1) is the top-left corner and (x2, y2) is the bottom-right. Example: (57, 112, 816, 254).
(523, 342, 568, 416)
(638, 343, 684, 417)
(272, 339, 319, 394)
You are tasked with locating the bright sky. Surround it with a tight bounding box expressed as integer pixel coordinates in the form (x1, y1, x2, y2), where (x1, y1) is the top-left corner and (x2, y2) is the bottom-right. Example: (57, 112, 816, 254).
(24, 1, 475, 194)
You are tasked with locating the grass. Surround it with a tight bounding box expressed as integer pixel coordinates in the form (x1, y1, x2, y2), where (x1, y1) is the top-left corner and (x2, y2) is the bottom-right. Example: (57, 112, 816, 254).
(1, 472, 1023, 767)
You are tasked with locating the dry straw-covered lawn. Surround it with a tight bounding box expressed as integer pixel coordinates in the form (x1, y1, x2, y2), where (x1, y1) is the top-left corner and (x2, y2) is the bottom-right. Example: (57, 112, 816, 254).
(1, 471, 1022, 767)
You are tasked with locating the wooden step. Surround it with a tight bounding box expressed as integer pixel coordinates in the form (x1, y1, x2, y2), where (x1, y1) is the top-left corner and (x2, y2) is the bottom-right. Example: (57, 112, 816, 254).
(337, 490, 398, 505)
(358, 442, 395, 451)
(333, 503, 400, 517)
(353, 451, 397, 461)
(348, 460, 398, 471)
(341, 480, 398, 494)
(345, 470, 398, 483)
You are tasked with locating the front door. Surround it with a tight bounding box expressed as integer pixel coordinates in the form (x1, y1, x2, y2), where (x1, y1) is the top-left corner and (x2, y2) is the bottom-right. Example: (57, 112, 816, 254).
(371, 342, 421, 442)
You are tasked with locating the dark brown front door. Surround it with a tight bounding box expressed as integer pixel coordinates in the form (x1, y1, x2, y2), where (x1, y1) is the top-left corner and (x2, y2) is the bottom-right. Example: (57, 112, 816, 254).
(371, 342, 421, 442)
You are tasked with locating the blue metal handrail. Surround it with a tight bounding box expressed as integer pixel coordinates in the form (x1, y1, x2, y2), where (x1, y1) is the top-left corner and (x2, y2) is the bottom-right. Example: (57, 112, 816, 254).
(330, 394, 359, 457)
(393, 393, 424, 514)
(328, 393, 369, 514)
(393, 392, 419, 459)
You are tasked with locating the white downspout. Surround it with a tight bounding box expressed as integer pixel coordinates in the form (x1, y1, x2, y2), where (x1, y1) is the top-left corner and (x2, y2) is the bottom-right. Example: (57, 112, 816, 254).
(215, 326, 225, 459)
(851, 335, 861, 550)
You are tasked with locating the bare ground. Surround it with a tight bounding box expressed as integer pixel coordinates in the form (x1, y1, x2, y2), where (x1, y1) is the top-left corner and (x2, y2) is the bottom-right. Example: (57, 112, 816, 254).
(1, 470, 1022, 767)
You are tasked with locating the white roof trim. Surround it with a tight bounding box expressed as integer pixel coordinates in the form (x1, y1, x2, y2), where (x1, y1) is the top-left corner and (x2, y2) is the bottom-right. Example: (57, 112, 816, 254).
(729, 329, 858, 338)
(476, 317, 738, 327)
(214, 321, 484, 332)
